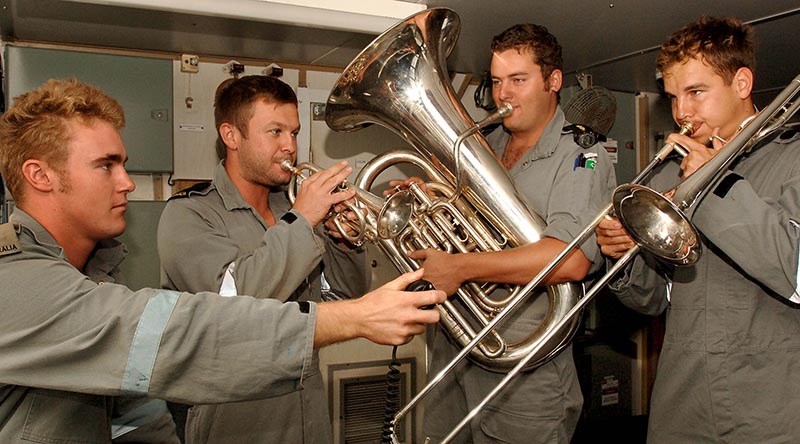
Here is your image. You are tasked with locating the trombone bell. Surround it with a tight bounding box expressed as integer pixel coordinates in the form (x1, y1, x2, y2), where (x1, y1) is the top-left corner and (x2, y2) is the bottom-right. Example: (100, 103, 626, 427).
(613, 184, 701, 266)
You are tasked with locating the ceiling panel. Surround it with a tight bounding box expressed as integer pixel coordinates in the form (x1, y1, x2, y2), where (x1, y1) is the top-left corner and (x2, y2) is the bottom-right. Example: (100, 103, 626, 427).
(1, 0, 798, 97)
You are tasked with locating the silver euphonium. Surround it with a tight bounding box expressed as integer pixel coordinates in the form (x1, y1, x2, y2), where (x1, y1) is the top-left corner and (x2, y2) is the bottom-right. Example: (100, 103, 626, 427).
(324, 7, 583, 372)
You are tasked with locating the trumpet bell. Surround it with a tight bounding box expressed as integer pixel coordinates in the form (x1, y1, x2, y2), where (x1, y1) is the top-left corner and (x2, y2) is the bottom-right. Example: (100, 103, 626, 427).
(613, 184, 701, 266)
(377, 190, 414, 239)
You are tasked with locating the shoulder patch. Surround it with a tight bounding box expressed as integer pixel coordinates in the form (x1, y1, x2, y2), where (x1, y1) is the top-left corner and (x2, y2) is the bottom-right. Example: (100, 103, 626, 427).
(169, 181, 212, 200)
(573, 152, 598, 170)
(0, 223, 21, 256)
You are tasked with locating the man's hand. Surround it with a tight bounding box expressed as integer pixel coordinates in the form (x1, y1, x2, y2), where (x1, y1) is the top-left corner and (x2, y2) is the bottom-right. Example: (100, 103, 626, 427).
(315, 269, 446, 347)
(292, 161, 355, 227)
(324, 203, 365, 247)
(671, 128, 725, 178)
(596, 216, 636, 260)
(407, 249, 462, 296)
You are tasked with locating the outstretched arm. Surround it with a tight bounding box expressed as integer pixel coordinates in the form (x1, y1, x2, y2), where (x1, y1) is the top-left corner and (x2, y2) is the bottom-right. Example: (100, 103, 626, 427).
(314, 269, 445, 347)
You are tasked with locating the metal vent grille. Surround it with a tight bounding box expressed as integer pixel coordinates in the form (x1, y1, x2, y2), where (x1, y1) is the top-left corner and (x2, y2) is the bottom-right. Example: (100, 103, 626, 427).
(341, 373, 407, 444)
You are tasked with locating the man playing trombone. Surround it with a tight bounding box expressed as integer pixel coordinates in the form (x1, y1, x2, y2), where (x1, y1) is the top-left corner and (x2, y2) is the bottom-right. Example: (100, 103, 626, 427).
(597, 16, 800, 443)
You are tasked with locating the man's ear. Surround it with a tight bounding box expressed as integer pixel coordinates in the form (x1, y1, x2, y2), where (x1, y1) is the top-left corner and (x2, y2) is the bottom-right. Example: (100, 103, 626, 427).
(733, 67, 754, 99)
(219, 123, 239, 151)
(21, 159, 55, 192)
(548, 69, 563, 93)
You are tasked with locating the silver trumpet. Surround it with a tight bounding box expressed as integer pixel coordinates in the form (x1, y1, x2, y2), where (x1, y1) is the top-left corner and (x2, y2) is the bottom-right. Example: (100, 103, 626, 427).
(429, 74, 800, 443)
(280, 160, 415, 246)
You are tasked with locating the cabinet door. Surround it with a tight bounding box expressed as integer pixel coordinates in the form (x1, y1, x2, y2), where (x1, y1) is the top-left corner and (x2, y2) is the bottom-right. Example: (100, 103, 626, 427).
(4, 46, 173, 173)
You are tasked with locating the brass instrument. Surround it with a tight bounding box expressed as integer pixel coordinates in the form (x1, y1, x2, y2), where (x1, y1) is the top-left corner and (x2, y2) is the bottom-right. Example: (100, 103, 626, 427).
(281, 160, 414, 246)
(427, 74, 800, 443)
(321, 6, 583, 373)
(615, 74, 800, 262)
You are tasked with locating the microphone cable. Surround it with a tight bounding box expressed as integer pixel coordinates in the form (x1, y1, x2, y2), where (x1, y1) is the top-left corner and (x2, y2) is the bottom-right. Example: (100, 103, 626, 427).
(380, 346, 402, 444)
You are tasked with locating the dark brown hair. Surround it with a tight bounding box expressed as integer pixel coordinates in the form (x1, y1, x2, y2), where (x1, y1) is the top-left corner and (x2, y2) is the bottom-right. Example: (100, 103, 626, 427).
(214, 75, 298, 160)
(491, 23, 563, 86)
(657, 16, 755, 84)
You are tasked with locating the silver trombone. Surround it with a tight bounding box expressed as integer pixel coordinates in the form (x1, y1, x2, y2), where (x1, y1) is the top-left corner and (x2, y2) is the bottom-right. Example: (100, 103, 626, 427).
(391, 121, 695, 443)
(396, 72, 800, 444)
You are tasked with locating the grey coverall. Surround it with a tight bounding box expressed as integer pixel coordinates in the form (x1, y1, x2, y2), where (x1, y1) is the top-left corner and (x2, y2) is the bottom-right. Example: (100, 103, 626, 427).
(423, 107, 617, 444)
(609, 128, 800, 443)
(0, 210, 318, 443)
(157, 161, 370, 444)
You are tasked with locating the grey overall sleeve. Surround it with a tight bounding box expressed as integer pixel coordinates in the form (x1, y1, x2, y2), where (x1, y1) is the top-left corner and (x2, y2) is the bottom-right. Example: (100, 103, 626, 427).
(693, 154, 800, 302)
(541, 141, 617, 268)
(159, 201, 325, 301)
(0, 248, 316, 405)
(321, 238, 371, 298)
(607, 255, 672, 316)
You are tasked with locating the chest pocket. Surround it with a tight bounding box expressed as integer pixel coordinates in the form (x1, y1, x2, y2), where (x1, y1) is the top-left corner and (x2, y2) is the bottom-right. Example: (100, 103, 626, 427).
(21, 389, 110, 443)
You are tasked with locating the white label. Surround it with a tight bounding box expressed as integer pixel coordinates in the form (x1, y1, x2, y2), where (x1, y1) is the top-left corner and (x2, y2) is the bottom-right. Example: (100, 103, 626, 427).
(179, 123, 205, 132)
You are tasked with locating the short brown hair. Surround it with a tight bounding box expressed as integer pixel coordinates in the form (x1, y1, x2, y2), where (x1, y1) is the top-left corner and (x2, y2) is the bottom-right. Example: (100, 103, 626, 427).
(657, 16, 755, 84)
(214, 75, 298, 160)
(491, 23, 563, 87)
(0, 78, 125, 202)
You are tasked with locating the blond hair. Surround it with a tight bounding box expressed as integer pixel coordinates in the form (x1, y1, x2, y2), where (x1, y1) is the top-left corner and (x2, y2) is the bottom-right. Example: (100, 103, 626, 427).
(0, 78, 125, 202)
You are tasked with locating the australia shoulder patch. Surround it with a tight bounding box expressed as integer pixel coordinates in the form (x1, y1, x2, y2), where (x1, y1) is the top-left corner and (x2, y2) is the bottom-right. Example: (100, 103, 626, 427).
(0, 223, 21, 256)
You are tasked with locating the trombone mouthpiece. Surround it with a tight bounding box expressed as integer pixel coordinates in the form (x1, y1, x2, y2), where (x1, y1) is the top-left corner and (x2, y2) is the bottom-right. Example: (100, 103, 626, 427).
(679, 121, 695, 136)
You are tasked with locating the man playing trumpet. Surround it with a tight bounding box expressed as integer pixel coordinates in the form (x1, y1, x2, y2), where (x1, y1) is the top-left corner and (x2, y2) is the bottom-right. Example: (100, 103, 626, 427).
(157, 75, 371, 444)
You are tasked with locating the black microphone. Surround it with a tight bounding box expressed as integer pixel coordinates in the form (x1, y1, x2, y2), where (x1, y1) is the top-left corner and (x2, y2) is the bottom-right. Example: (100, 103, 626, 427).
(405, 279, 436, 310)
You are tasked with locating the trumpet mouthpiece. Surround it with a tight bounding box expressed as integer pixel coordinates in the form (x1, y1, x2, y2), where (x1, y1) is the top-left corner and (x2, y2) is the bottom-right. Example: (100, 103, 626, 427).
(280, 160, 296, 173)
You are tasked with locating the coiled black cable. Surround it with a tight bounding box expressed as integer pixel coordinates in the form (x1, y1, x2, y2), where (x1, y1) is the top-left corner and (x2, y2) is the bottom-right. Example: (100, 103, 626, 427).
(381, 279, 435, 443)
(380, 346, 402, 444)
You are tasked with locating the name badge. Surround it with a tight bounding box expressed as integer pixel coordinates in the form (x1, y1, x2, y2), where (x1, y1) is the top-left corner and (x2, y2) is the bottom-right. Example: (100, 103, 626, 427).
(0, 223, 21, 256)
